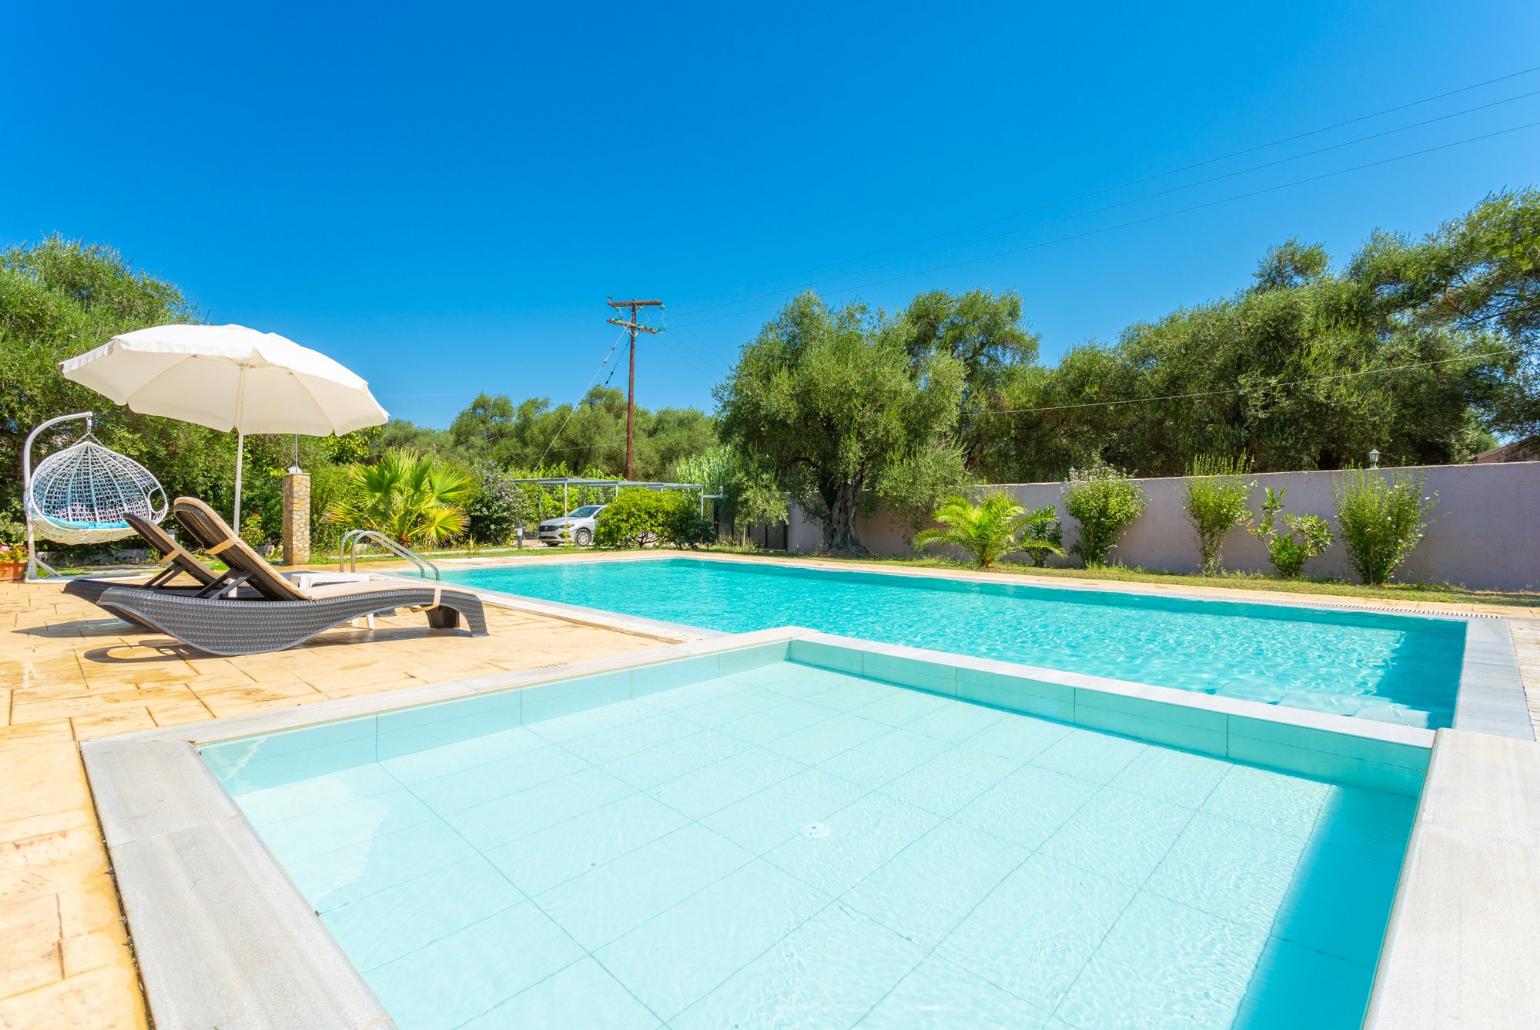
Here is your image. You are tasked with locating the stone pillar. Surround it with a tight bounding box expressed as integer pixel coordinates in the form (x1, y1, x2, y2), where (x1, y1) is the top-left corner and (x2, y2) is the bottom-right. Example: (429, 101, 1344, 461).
(281, 472, 311, 566)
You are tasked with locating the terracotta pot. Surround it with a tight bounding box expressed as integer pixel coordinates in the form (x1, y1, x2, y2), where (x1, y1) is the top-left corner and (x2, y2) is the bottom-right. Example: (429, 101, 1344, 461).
(0, 562, 23, 583)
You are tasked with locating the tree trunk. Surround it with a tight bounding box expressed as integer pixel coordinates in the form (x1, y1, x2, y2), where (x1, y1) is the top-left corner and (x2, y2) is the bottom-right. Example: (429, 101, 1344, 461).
(822, 482, 865, 553)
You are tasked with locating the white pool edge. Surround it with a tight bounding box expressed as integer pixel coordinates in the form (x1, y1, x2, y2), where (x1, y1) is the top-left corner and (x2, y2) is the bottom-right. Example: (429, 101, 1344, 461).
(81, 628, 1537, 1029)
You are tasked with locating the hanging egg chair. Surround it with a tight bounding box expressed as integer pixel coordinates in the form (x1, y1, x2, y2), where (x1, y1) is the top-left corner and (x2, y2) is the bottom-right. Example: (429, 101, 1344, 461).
(23, 412, 169, 558)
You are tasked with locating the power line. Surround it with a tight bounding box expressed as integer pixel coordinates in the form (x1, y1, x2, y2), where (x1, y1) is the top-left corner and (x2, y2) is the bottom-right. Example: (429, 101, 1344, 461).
(665, 64, 1540, 315)
(668, 118, 1540, 333)
(534, 326, 629, 467)
(670, 87, 1540, 324)
(968, 349, 1514, 417)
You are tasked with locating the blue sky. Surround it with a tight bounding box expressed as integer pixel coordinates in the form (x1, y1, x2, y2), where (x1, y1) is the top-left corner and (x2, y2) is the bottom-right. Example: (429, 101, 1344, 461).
(6, 1, 1539, 428)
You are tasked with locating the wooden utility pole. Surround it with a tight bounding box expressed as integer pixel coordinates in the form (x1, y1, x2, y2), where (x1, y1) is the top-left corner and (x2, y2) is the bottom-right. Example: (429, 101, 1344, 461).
(606, 297, 664, 480)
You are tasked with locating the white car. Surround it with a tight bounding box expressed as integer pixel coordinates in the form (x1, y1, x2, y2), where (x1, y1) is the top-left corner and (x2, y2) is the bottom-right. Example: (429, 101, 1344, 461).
(537, 504, 606, 546)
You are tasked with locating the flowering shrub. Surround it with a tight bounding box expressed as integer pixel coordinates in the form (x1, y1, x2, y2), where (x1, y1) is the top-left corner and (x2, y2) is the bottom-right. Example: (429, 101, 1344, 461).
(1183, 455, 1255, 575)
(1333, 470, 1437, 585)
(1063, 464, 1147, 566)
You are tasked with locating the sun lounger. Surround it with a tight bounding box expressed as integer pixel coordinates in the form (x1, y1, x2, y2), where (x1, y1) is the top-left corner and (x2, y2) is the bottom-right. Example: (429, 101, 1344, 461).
(93, 498, 488, 656)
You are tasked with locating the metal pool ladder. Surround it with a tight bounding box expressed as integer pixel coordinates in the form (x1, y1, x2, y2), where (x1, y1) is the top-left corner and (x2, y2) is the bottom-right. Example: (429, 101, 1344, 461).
(338, 529, 441, 580)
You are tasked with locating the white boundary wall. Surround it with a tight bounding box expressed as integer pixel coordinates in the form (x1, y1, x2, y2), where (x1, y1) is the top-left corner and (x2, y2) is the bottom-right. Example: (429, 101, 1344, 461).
(788, 461, 1540, 590)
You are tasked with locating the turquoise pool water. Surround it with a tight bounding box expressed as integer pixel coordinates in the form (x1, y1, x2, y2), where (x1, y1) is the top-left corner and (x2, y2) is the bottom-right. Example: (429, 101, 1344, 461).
(203, 657, 1415, 1029)
(444, 558, 1466, 729)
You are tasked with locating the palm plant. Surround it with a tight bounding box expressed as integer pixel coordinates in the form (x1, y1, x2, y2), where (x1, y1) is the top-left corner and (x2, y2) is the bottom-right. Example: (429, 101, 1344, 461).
(914, 492, 1065, 569)
(327, 449, 475, 547)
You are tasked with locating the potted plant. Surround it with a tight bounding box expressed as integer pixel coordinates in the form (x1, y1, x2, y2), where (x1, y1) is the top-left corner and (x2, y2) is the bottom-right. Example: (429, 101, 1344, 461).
(0, 529, 26, 582)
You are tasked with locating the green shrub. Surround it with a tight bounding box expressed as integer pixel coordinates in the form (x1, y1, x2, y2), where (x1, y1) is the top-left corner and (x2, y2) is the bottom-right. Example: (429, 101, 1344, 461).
(1183, 455, 1255, 575)
(1019, 505, 1063, 567)
(595, 488, 711, 549)
(1063, 464, 1147, 566)
(662, 497, 715, 549)
(913, 493, 1064, 569)
(1333, 470, 1437, 585)
(1248, 487, 1333, 577)
(464, 463, 521, 545)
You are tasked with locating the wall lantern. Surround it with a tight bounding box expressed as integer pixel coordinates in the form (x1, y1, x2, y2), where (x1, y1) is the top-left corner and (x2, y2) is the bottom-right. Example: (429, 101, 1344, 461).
(1369, 448, 1380, 469)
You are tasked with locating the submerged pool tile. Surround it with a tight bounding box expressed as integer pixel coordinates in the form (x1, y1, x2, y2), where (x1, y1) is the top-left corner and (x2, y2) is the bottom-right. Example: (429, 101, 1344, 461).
(257, 787, 439, 864)
(520, 672, 633, 727)
(818, 728, 950, 789)
(602, 728, 749, 788)
(322, 855, 524, 971)
(1232, 936, 1375, 1030)
(366, 902, 583, 1030)
(1200, 764, 1331, 840)
(717, 699, 838, 746)
(378, 725, 547, 784)
(849, 685, 955, 727)
(1144, 812, 1304, 930)
(674, 688, 790, 728)
(1029, 728, 1145, 783)
(218, 656, 1420, 1030)
(232, 763, 401, 826)
(1271, 841, 1402, 966)
(1039, 786, 1194, 887)
(1108, 745, 1231, 809)
(936, 852, 1136, 1013)
(289, 819, 481, 913)
(842, 821, 1027, 950)
(702, 767, 867, 854)
(458, 958, 659, 1030)
(648, 746, 805, 819)
(596, 859, 830, 1018)
(536, 824, 753, 949)
(485, 791, 690, 895)
(879, 747, 1020, 817)
(408, 744, 588, 815)
(962, 713, 1073, 762)
(1310, 784, 1419, 860)
(1054, 891, 1269, 1029)
(764, 714, 891, 764)
(555, 713, 702, 765)
(672, 904, 925, 1030)
(765, 791, 940, 895)
(953, 764, 1099, 851)
(524, 693, 649, 740)
(857, 955, 1051, 1029)
(903, 701, 1005, 743)
(447, 766, 635, 850)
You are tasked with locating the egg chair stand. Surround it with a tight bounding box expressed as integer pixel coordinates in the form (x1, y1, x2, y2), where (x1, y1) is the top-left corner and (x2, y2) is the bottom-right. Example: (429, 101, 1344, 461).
(22, 412, 170, 582)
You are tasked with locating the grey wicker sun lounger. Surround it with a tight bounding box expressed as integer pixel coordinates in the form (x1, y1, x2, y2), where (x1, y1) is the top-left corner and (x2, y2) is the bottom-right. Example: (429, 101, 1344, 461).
(93, 497, 488, 656)
(63, 513, 244, 611)
(62, 512, 266, 630)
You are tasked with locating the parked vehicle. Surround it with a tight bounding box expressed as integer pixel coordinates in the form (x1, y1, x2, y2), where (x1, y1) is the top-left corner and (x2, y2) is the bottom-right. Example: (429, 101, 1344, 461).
(538, 504, 607, 546)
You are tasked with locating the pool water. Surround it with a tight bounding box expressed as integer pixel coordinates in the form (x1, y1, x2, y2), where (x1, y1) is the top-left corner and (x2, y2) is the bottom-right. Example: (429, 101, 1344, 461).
(203, 659, 1416, 1028)
(444, 558, 1466, 729)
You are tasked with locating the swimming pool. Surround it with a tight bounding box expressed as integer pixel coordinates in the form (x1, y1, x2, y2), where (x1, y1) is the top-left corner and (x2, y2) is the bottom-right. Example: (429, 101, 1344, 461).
(444, 558, 1466, 729)
(200, 647, 1417, 1028)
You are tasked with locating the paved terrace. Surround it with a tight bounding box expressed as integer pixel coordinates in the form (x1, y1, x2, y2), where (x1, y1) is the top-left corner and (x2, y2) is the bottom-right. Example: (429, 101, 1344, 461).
(1, 558, 1538, 1027)
(0, 579, 665, 1029)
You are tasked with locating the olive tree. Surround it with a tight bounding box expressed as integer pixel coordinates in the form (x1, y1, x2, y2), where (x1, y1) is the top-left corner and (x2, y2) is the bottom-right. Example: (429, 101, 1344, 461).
(716, 292, 965, 552)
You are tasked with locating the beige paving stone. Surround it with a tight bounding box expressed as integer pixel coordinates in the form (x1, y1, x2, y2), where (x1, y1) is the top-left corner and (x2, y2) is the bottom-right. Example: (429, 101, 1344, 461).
(0, 962, 147, 1030)
(60, 927, 130, 978)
